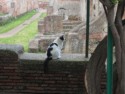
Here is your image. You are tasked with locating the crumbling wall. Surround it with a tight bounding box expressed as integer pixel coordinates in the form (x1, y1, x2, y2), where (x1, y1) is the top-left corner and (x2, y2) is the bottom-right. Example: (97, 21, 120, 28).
(64, 12, 107, 53)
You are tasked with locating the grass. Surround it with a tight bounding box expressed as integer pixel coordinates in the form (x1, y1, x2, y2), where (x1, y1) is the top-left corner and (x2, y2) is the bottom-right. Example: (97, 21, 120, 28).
(40, 13, 47, 19)
(0, 13, 47, 52)
(0, 10, 37, 34)
(0, 20, 38, 52)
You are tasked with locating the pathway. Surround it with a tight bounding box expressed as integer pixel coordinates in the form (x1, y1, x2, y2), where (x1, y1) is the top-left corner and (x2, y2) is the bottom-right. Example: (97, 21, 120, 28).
(0, 11, 42, 38)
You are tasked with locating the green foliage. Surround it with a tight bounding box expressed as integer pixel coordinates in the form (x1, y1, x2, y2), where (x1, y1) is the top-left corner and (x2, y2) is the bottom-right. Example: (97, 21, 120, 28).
(40, 13, 47, 19)
(0, 10, 37, 34)
(0, 13, 47, 52)
(111, 0, 122, 4)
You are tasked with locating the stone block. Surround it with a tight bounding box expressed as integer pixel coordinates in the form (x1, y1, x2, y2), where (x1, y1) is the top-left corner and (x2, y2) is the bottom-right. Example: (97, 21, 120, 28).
(38, 24, 45, 34)
(47, 6, 53, 16)
(44, 15, 63, 34)
(29, 39, 39, 53)
(38, 20, 44, 24)
(38, 20, 44, 34)
(0, 44, 24, 55)
(39, 36, 56, 52)
(64, 33, 84, 53)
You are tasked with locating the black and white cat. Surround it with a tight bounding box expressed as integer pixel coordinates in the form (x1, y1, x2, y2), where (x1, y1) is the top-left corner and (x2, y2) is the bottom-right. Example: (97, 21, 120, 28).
(43, 35, 65, 73)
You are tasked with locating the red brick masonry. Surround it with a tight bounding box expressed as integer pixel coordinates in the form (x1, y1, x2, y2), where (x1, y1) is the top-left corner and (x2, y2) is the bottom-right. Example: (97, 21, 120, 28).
(0, 45, 88, 94)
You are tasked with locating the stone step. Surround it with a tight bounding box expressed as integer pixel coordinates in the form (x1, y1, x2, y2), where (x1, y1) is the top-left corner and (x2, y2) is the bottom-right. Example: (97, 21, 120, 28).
(63, 25, 74, 29)
(62, 21, 82, 32)
(63, 21, 82, 25)
(29, 39, 39, 53)
(63, 29, 71, 32)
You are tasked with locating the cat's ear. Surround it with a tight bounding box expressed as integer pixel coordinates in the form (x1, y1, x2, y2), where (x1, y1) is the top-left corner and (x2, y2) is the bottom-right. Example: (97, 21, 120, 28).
(60, 35, 65, 41)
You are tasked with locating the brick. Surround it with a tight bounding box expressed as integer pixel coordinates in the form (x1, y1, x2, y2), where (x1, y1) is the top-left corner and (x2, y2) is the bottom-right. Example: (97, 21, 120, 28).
(0, 76, 8, 79)
(44, 81, 55, 84)
(9, 76, 21, 80)
(26, 86, 44, 90)
(56, 81, 68, 84)
(4, 67, 17, 70)
(41, 84, 48, 87)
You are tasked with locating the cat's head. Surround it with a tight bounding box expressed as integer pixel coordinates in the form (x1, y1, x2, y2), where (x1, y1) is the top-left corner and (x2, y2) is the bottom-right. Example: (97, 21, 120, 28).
(59, 35, 65, 41)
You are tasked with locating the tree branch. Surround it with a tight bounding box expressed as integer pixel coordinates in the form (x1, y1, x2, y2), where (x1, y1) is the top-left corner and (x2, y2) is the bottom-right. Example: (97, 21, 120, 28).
(115, 1, 124, 34)
(103, 5, 108, 20)
(99, 0, 113, 7)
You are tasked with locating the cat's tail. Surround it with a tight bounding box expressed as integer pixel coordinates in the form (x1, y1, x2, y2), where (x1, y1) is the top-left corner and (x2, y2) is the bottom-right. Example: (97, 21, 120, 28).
(43, 57, 52, 73)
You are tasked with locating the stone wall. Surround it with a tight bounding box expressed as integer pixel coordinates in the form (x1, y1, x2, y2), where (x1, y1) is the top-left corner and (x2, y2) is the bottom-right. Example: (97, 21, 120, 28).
(64, 12, 107, 53)
(38, 1, 48, 9)
(48, 0, 103, 21)
(35, 12, 106, 54)
(47, 6, 53, 15)
(38, 15, 63, 34)
(0, 0, 8, 14)
(44, 15, 63, 34)
(0, 44, 88, 94)
(49, 0, 81, 20)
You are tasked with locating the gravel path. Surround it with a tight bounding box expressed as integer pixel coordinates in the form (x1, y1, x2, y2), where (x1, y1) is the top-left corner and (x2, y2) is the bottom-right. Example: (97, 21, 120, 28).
(0, 12, 42, 38)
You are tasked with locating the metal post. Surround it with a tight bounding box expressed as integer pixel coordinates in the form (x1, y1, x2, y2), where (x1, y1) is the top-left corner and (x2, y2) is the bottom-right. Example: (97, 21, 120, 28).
(85, 0, 90, 58)
(107, 27, 113, 94)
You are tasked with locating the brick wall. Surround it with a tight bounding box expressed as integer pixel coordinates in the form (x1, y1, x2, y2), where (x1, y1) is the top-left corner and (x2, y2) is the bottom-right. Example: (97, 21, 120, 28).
(64, 12, 107, 53)
(39, 1, 48, 9)
(0, 0, 38, 17)
(0, 44, 88, 94)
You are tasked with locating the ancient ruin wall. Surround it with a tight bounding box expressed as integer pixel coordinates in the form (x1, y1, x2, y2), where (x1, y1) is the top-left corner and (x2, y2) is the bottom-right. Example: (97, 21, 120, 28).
(0, 0, 38, 17)
(49, 0, 103, 21)
(64, 12, 107, 53)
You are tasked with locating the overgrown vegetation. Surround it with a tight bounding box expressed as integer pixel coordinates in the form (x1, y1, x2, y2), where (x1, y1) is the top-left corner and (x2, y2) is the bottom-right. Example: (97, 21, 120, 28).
(0, 10, 37, 34)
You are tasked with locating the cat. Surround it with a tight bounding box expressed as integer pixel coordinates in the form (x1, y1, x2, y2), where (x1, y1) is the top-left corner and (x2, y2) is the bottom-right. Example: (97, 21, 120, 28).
(43, 35, 65, 73)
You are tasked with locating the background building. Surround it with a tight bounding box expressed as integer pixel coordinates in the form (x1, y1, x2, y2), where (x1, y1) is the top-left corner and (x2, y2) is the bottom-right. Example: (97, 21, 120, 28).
(48, 0, 103, 21)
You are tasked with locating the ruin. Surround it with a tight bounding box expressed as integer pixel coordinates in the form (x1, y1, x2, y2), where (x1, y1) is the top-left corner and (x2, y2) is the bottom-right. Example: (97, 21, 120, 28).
(0, 0, 38, 17)
(29, 0, 107, 54)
